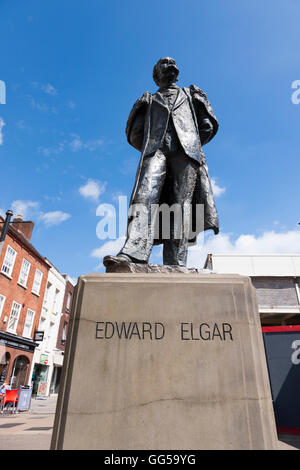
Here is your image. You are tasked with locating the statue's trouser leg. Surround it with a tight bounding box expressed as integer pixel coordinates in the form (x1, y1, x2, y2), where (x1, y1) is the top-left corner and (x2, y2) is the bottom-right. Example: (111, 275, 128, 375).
(162, 150, 199, 266)
(119, 150, 167, 262)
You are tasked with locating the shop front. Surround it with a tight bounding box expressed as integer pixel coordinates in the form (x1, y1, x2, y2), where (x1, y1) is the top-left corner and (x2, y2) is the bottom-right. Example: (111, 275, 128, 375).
(0, 331, 37, 388)
(31, 353, 49, 396)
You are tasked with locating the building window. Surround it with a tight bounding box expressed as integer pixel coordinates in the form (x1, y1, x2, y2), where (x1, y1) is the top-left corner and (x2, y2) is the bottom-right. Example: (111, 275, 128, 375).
(61, 321, 68, 345)
(7, 301, 22, 334)
(18, 258, 31, 288)
(38, 313, 47, 341)
(43, 281, 52, 307)
(66, 292, 72, 313)
(23, 308, 35, 338)
(52, 288, 60, 316)
(32, 269, 43, 296)
(46, 321, 55, 350)
(0, 294, 6, 317)
(1, 245, 17, 277)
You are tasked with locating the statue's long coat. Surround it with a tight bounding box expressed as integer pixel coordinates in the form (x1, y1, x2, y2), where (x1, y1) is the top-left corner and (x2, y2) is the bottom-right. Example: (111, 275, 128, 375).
(125, 85, 219, 245)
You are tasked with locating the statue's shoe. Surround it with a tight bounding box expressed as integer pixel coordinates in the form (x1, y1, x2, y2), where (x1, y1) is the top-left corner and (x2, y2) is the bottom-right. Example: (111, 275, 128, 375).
(103, 255, 129, 267)
(103, 254, 148, 272)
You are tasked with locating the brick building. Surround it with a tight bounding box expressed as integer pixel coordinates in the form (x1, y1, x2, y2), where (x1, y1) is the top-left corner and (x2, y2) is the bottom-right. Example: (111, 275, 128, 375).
(0, 215, 50, 388)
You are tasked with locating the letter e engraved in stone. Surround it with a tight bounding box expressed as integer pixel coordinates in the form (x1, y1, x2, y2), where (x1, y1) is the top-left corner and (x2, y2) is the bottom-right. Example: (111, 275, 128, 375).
(180, 323, 190, 340)
(95, 322, 104, 339)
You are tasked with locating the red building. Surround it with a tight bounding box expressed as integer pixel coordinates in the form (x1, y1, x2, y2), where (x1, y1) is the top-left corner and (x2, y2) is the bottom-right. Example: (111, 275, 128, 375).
(0, 215, 49, 388)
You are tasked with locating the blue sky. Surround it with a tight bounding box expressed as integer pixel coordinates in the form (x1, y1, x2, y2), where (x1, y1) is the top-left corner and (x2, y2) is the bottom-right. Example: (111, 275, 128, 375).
(0, 0, 300, 279)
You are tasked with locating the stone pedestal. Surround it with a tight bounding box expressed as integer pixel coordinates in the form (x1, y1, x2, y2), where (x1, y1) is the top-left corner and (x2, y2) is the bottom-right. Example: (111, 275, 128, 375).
(51, 273, 277, 450)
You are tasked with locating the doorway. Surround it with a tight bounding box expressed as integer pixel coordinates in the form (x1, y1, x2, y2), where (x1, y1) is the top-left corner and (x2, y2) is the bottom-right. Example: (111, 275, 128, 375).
(32, 363, 49, 395)
(10, 355, 30, 388)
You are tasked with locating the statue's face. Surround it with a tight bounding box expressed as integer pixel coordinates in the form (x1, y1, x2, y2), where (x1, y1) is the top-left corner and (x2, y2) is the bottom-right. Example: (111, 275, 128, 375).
(156, 57, 179, 85)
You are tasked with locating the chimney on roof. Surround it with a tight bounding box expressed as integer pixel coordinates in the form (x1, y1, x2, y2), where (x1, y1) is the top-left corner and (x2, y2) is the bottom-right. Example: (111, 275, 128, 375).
(12, 215, 34, 241)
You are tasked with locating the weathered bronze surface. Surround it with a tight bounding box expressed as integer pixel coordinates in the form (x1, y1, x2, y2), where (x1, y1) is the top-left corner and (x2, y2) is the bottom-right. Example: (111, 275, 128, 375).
(103, 255, 213, 274)
(104, 57, 219, 270)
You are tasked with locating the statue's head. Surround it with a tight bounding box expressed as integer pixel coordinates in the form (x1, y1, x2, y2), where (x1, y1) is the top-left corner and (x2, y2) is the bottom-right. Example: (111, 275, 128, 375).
(153, 57, 179, 87)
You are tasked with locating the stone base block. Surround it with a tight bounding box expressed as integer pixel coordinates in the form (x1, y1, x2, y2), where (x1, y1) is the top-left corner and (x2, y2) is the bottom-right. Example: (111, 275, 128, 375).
(51, 273, 277, 450)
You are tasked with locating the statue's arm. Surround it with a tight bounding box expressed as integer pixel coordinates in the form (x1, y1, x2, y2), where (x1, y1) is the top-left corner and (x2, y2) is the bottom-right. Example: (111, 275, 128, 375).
(126, 92, 150, 151)
(189, 85, 218, 145)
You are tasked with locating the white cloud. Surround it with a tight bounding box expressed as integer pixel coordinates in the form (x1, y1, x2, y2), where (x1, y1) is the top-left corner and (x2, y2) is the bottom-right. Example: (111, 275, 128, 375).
(84, 139, 104, 151)
(42, 83, 58, 96)
(69, 134, 103, 152)
(37, 133, 104, 158)
(43, 195, 62, 202)
(211, 178, 226, 197)
(89, 229, 300, 270)
(11, 200, 39, 219)
(68, 101, 76, 109)
(91, 236, 126, 268)
(79, 179, 107, 202)
(0, 117, 5, 145)
(38, 141, 66, 157)
(39, 211, 71, 227)
(69, 135, 83, 152)
(187, 230, 300, 269)
(27, 95, 49, 112)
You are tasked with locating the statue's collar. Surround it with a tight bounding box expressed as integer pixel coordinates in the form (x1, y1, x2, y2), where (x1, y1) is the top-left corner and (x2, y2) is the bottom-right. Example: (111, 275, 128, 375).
(154, 87, 187, 111)
(158, 85, 179, 92)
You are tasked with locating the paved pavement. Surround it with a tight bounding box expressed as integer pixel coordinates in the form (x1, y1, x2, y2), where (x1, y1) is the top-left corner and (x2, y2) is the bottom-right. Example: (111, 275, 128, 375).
(0, 394, 299, 450)
(0, 395, 57, 450)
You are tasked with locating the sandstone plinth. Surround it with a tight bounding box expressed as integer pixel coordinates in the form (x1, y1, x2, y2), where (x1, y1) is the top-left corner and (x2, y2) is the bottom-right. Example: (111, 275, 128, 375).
(51, 273, 277, 450)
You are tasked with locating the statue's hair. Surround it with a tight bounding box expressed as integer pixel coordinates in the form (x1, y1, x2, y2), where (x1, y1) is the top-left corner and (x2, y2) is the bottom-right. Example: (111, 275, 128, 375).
(153, 57, 179, 86)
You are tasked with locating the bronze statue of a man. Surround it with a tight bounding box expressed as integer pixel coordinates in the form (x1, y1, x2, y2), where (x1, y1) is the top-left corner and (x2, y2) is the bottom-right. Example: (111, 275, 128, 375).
(107, 57, 219, 267)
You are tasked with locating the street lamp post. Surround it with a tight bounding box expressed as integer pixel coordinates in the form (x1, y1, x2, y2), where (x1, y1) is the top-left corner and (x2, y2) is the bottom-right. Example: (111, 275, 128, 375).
(0, 210, 13, 256)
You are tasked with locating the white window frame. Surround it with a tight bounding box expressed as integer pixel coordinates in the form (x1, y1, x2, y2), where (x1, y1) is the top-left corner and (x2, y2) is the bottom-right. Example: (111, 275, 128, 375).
(1, 245, 17, 278)
(32, 269, 43, 296)
(18, 258, 31, 288)
(0, 294, 6, 317)
(23, 308, 35, 338)
(7, 301, 22, 334)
